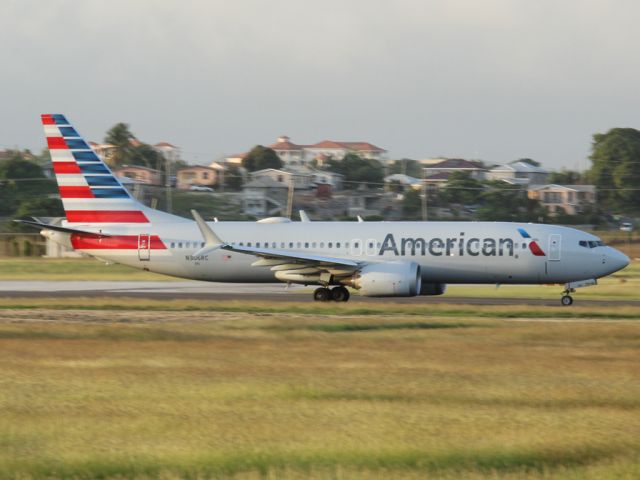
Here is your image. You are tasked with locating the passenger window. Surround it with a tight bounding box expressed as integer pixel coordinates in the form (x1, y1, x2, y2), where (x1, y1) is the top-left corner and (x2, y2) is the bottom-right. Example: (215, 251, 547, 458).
(178, 242, 182, 248)
(272, 242, 277, 248)
(336, 242, 341, 248)
(320, 242, 324, 248)
(289, 242, 293, 248)
(280, 242, 285, 248)
(328, 242, 333, 248)
(305, 242, 309, 248)
(297, 242, 301, 248)
(170, 242, 175, 248)
(248, 242, 252, 247)
(312, 242, 317, 248)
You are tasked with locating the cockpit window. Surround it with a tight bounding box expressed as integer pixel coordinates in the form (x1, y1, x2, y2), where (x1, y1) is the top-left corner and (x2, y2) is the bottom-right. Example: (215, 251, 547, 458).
(580, 240, 606, 248)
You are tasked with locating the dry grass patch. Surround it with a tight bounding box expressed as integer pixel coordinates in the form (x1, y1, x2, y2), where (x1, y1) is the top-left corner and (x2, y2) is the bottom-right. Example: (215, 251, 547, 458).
(0, 309, 639, 478)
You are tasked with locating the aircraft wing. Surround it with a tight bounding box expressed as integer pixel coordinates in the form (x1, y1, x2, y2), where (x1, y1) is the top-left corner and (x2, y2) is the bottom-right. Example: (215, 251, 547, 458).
(223, 244, 359, 268)
(191, 210, 360, 276)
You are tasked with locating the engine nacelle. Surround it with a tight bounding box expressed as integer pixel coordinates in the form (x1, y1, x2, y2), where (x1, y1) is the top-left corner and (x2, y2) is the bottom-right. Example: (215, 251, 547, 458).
(419, 282, 447, 296)
(343, 261, 421, 297)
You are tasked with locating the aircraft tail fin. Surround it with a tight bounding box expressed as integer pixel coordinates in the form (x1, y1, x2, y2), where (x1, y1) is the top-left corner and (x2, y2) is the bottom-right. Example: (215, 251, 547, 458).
(41, 114, 180, 227)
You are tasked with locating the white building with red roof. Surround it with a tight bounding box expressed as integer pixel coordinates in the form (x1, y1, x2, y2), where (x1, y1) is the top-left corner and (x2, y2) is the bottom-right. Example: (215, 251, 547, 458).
(225, 136, 387, 167)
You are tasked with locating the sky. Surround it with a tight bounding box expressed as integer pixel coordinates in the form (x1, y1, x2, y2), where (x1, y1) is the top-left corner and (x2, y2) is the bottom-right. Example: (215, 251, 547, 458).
(1, 0, 639, 170)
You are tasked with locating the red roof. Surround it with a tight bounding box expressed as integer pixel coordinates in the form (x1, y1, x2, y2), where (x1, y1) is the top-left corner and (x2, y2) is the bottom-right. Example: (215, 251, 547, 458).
(268, 140, 305, 151)
(308, 140, 386, 152)
(155, 141, 177, 148)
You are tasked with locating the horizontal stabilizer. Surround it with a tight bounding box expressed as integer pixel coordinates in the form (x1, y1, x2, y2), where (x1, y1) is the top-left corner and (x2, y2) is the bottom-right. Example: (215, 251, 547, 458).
(14, 219, 111, 237)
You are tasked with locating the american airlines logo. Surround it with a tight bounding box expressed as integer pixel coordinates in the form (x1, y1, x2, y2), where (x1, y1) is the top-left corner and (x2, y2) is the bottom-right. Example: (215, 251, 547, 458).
(378, 229, 546, 257)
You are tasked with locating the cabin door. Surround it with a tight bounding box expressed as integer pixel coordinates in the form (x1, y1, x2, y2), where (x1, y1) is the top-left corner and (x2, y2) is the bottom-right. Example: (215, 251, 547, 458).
(138, 234, 151, 261)
(548, 234, 561, 261)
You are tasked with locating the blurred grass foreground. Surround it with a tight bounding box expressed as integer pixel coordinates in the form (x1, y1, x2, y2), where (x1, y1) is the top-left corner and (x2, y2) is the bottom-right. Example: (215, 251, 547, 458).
(0, 307, 639, 479)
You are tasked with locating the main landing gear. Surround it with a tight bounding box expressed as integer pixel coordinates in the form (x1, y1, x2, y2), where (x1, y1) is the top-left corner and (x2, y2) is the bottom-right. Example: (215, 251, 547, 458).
(313, 286, 350, 302)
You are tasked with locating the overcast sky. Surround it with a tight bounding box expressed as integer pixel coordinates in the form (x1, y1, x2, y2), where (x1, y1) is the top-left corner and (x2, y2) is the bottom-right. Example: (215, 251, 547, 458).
(1, 0, 639, 170)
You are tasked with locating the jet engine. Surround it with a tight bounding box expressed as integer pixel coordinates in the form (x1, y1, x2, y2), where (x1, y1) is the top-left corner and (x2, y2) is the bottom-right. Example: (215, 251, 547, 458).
(419, 282, 447, 296)
(342, 261, 421, 297)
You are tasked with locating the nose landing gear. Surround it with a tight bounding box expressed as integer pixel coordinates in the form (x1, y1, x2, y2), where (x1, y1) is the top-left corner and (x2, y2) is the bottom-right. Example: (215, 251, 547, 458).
(559, 279, 597, 306)
(561, 293, 574, 306)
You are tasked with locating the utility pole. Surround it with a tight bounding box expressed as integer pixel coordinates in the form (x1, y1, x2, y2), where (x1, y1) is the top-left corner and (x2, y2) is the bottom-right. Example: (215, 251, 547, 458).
(286, 173, 294, 219)
(421, 167, 428, 221)
(165, 154, 173, 213)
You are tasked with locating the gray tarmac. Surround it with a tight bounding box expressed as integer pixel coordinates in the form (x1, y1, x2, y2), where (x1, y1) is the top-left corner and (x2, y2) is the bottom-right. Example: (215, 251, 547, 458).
(0, 281, 638, 307)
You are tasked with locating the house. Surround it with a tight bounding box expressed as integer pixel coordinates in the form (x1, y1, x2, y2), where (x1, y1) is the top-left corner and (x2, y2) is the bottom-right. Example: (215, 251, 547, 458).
(226, 136, 387, 167)
(115, 165, 163, 186)
(309, 169, 344, 190)
(154, 142, 180, 163)
(384, 173, 421, 192)
(242, 177, 289, 217)
(176, 165, 218, 189)
(249, 168, 313, 190)
(268, 136, 306, 166)
(88, 142, 117, 166)
(528, 184, 596, 215)
(424, 158, 486, 181)
(487, 161, 549, 185)
(225, 152, 247, 166)
(304, 140, 387, 162)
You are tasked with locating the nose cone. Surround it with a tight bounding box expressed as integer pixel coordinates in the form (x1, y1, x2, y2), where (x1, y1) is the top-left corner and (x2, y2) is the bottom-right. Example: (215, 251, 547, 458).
(606, 248, 630, 274)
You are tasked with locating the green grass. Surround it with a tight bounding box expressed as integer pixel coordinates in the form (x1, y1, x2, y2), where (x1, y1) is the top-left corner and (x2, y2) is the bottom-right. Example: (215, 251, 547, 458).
(0, 308, 639, 478)
(0, 257, 172, 281)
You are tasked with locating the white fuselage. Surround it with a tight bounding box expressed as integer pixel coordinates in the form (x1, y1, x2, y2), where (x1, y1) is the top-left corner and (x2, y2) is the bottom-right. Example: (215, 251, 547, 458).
(61, 218, 629, 286)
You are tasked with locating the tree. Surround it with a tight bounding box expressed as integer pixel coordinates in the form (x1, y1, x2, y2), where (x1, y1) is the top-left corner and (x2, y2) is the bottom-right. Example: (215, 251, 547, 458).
(105, 123, 137, 166)
(402, 189, 422, 218)
(132, 143, 162, 170)
(440, 171, 484, 205)
(326, 153, 384, 188)
(548, 169, 583, 185)
(0, 153, 46, 181)
(242, 145, 283, 172)
(402, 188, 422, 218)
(588, 128, 640, 212)
(388, 159, 423, 178)
(224, 165, 244, 191)
(10, 197, 64, 231)
(476, 181, 547, 222)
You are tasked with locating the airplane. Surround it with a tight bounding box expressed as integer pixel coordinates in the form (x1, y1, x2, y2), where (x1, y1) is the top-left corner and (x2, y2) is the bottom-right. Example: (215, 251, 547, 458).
(22, 114, 630, 306)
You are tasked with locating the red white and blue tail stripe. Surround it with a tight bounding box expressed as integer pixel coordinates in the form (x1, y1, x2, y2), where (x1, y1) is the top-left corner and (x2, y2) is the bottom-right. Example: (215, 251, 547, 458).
(42, 114, 149, 225)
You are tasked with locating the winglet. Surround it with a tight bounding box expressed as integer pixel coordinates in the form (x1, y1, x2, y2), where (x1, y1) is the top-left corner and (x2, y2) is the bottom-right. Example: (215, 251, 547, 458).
(357, 215, 364, 223)
(191, 209, 225, 256)
(299, 210, 310, 222)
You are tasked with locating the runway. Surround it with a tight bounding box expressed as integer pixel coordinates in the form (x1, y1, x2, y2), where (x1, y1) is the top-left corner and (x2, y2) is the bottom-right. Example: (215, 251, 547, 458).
(0, 280, 638, 307)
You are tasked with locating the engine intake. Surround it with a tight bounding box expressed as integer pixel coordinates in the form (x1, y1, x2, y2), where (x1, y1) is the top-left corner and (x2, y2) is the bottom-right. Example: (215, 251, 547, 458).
(343, 261, 421, 297)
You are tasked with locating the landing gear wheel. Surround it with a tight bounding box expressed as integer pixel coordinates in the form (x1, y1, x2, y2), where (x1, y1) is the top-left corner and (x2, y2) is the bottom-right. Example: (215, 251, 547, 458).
(561, 295, 573, 306)
(313, 287, 331, 302)
(331, 286, 350, 302)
